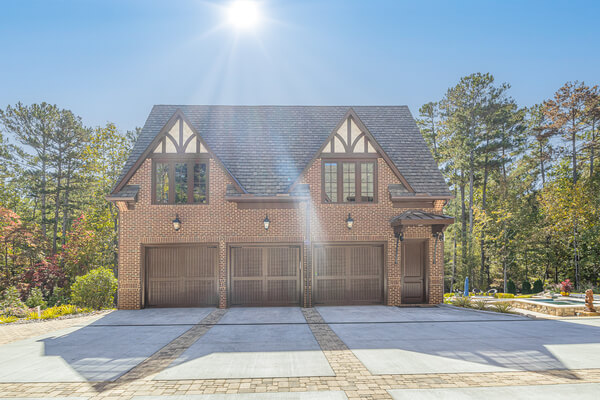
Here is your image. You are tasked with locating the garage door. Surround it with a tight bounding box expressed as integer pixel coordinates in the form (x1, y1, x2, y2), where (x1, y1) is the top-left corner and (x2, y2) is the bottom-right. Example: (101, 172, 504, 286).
(230, 245, 301, 306)
(145, 245, 218, 307)
(313, 243, 384, 305)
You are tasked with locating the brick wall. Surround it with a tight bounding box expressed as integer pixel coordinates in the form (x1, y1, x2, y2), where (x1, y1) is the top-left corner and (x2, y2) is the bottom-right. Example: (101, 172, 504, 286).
(116, 156, 446, 309)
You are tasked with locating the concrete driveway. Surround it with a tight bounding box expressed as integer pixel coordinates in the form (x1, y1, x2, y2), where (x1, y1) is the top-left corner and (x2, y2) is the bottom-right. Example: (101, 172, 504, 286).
(1, 305, 600, 399)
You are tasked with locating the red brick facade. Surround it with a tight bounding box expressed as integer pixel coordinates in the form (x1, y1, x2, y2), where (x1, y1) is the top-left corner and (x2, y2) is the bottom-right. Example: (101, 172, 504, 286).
(116, 155, 447, 309)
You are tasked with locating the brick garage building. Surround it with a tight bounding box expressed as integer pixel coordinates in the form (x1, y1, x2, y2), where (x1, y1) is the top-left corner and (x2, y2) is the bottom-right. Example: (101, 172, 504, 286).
(108, 106, 453, 309)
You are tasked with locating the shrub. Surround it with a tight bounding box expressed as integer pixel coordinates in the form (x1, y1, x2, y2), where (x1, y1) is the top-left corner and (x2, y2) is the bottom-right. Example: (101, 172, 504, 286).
(0, 287, 29, 317)
(490, 302, 513, 313)
(522, 281, 531, 294)
(507, 279, 517, 295)
(495, 293, 515, 299)
(560, 279, 573, 293)
(47, 287, 70, 307)
(25, 287, 47, 309)
(532, 279, 544, 293)
(71, 267, 117, 309)
(471, 299, 488, 310)
(0, 315, 18, 324)
(516, 294, 533, 298)
(0, 286, 25, 309)
(26, 304, 86, 320)
(443, 293, 454, 298)
(452, 296, 472, 308)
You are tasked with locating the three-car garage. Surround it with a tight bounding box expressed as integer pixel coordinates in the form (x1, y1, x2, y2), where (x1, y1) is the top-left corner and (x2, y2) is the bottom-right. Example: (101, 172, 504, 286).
(144, 242, 385, 308)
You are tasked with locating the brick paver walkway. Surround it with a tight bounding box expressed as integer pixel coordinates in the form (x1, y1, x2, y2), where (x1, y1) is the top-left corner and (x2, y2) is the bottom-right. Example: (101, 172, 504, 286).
(1, 308, 600, 399)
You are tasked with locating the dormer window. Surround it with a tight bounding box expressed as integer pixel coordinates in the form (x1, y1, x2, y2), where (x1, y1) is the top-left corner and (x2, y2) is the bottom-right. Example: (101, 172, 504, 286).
(153, 160, 208, 204)
(322, 160, 377, 203)
(150, 117, 210, 205)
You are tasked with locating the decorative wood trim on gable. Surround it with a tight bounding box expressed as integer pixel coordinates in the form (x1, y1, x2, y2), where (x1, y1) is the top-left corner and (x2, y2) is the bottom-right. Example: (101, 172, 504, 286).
(111, 109, 247, 195)
(322, 115, 378, 155)
(151, 117, 209, 155)
(287, 108, 415, 194)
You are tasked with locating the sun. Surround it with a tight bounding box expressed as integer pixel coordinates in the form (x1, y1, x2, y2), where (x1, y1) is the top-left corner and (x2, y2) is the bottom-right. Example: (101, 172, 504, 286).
(227, 0, 261, 30)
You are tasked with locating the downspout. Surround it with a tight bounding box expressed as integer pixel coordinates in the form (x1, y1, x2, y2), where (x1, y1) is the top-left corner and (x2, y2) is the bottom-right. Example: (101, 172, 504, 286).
(304, 200, 311, 307)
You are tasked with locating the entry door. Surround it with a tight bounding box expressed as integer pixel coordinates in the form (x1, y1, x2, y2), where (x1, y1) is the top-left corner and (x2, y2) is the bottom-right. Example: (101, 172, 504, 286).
(145, 245, 218, 307)
(230, 245, 301, 306)
(402, 240, 427, 304)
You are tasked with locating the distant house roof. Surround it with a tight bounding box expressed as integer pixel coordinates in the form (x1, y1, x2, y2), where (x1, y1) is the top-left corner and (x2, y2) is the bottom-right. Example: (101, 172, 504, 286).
(112, 106, 450, 197)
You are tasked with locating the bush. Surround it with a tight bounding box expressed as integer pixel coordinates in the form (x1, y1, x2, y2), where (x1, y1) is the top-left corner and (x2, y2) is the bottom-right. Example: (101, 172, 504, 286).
(560, 279, 573, 293)
(490, 301, 513, 313)
(26, 304, 90, 320)
(471, 299, 488, 310)
(495, 293, 515, 299)
(532, 279, 544, 293)
(70, 267, 117, 309)
(522, 281, 531, 294)
(0, 315, 18, 324)
(452, 296, 472, 308)
(507, 279, 517, 295)
(0, 287, 29, 317)
(25, 287, 47, 309)
(47, 287, 70, 307)
(443, 293, 454, 298)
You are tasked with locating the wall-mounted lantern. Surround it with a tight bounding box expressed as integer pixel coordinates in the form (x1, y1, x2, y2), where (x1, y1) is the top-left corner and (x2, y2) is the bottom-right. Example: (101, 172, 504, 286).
(172, 214, 182, 232)
(264, 215, 270, 230)
(346, 213, 354, 230)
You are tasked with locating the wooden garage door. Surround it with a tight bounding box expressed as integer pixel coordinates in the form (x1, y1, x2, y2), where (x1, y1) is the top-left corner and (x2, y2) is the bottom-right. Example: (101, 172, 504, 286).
(313, 244, 384, 305)
(230, 245, 301, 306)
(145, 245, 218, 307)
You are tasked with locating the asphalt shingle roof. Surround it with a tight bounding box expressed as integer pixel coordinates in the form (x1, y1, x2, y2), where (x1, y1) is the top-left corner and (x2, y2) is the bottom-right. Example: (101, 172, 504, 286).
(113, 106, 450, 197)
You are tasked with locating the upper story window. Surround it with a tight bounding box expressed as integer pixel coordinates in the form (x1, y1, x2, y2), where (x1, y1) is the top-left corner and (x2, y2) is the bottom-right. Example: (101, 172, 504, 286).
(322, 161, 377, 203)
(153, 159, 208, 204)
(150, 117, 211, 205)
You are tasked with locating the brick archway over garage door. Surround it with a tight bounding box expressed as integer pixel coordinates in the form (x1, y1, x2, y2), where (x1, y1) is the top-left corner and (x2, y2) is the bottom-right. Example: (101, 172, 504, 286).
(312, 243, 384, 305)
(145, 244, 219, 307)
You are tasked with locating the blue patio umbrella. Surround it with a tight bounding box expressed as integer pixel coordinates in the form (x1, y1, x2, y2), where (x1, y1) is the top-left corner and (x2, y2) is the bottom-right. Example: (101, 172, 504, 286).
(464, 277, 469, 296)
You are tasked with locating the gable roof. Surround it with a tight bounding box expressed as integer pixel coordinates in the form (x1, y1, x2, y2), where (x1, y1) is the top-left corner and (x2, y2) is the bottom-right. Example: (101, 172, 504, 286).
(112, 105, 450, 197)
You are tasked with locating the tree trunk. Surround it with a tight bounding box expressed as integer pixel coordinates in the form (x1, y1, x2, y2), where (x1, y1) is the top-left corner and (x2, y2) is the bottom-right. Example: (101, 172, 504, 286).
(591, 119, 596, 177)
(52, 153, 62, 253)
(61, 163, 72, 245)
(479, 153, 489, 289)
(460, 172, 468, 290)
(539, 141, 546, 187)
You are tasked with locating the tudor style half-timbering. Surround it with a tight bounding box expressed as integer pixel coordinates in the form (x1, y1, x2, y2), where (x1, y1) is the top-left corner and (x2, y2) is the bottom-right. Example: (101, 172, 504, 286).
(108, 105, 453, 309)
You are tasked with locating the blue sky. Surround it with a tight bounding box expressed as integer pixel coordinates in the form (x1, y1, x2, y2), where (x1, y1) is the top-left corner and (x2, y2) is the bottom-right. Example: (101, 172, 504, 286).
(1, 0, 599, 132)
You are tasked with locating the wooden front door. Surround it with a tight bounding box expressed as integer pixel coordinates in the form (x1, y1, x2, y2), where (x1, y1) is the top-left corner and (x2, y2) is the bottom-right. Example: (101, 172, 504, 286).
(402, 240, 427, 304)
(145, 245, 218, 307)
(313, 244, 384, 305)
(229, 245, 301, 306)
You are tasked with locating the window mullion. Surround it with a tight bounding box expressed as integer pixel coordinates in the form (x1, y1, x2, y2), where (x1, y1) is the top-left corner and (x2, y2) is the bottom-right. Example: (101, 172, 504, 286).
(169, 161, 175, 204)
(187, 161, 193, 204)
(356, 162, 362, 203)
(337, 162, 342, 203)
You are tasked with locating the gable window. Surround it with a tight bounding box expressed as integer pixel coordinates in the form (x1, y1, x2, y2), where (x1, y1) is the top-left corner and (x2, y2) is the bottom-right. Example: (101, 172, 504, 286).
(322, 161, 377, 203)
(153, 159, 208, 204)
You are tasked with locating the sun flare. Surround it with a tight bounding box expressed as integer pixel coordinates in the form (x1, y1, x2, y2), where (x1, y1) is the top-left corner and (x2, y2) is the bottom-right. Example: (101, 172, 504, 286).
(227, 0, 261, 30)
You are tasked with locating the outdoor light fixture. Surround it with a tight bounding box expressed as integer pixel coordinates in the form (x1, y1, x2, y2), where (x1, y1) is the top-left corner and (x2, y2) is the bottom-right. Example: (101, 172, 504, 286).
(346, 213, 354, 230)
(172, 214, 182, 231)
(263, 215, 270, 230)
